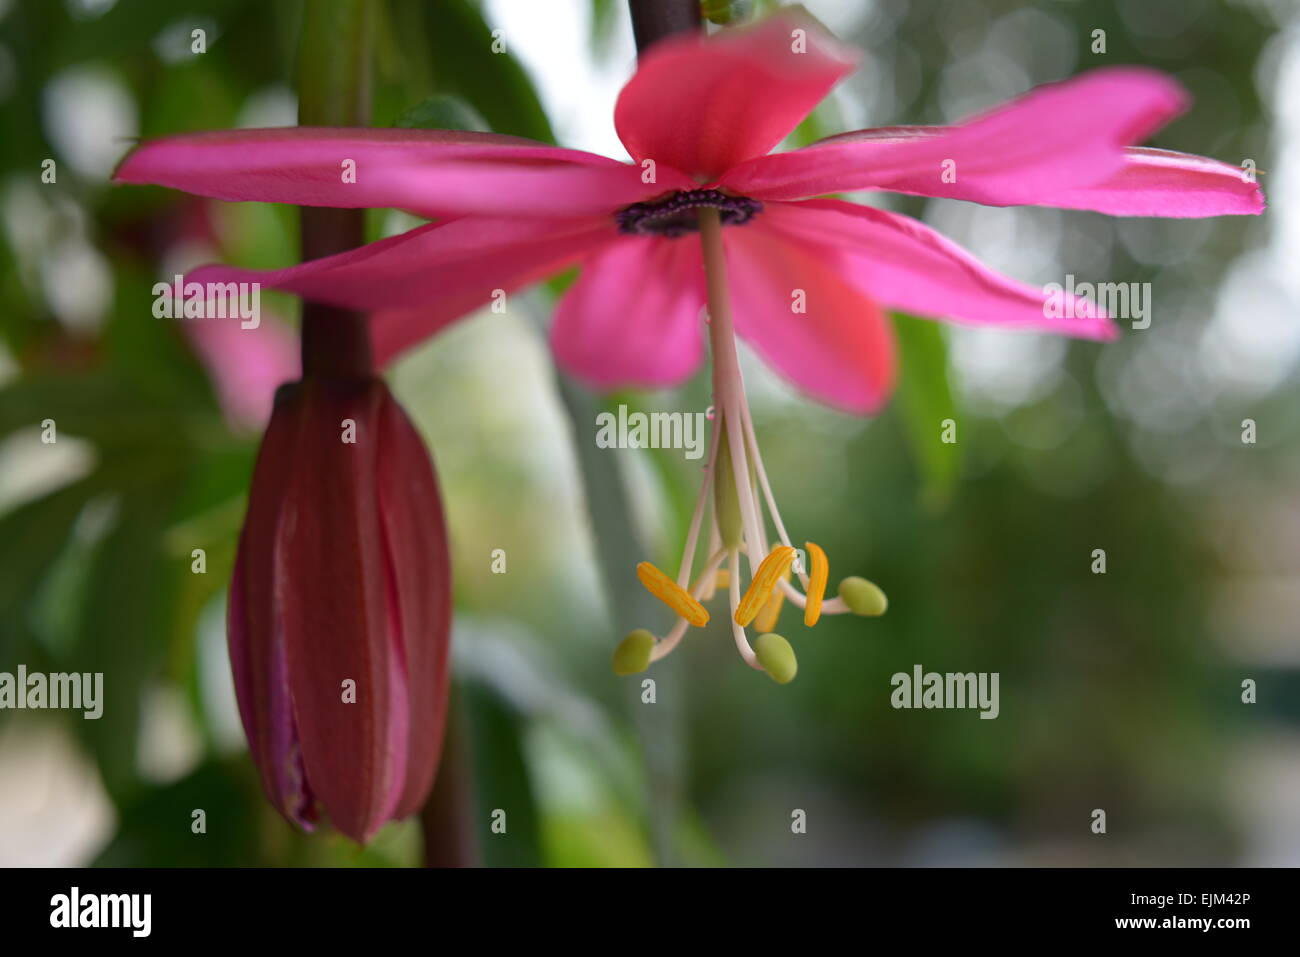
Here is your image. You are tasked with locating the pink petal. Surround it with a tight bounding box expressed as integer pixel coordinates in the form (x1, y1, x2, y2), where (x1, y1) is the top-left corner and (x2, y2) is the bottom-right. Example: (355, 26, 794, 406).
(374, 390, 452, 822)
(115, 127, 684, 218)
(761, 199, 1117, 340)
(723, 69, 1191, 209)
(723, 221, 896, 414)
(549, 234, 707, 389)
(186, 217, 613, 366)
(228, 390, 317, 831)
(1041, 147, 1265, 217)
(615, 10, 857, 181)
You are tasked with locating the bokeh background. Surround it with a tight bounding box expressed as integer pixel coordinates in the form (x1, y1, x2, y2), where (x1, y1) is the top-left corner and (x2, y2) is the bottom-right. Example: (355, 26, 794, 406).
(0, 0, 1297, 866)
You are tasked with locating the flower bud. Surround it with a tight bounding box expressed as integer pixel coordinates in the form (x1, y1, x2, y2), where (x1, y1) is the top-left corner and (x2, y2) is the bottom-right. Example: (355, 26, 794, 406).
(228, 377, 450, 843)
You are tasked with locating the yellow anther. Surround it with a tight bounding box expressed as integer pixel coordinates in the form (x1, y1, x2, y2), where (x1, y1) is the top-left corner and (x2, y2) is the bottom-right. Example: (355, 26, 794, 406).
(803, 542, 828, 627)
(754, 578, 786, 633)
(715, 568, 730, 588)
(637, 561, 709, 627)
(735, 545, 797, 627)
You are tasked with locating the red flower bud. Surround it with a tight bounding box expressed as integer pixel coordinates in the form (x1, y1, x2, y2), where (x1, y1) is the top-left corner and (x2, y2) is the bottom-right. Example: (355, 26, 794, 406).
(228, 377, 450, 843)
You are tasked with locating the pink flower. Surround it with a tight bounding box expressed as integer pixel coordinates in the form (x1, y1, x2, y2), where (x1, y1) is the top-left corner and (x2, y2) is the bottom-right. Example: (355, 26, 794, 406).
(116, 11, 1262, 684)
(114, 11, 1261, 414)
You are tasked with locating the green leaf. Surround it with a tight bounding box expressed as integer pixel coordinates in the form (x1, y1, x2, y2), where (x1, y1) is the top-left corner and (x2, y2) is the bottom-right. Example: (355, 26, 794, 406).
(401, 0, 555, 142)
(463, 681, 543, 867)
(73, 481, 183, 802)
(0, 479, 98, 669)
(92, 759, 268, 867)
(589, 0, 621, 48)
(0, 375, 194, 448)
(393, 94, 489, 133)
(892, 313, 960, 511)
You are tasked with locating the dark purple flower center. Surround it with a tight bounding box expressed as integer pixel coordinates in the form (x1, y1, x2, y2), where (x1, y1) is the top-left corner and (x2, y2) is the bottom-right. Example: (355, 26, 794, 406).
(616, 189, 762, 238)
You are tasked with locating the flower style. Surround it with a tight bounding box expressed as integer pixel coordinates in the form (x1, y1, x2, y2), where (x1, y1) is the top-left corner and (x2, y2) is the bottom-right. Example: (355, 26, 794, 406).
(116, 11, 1262, 683)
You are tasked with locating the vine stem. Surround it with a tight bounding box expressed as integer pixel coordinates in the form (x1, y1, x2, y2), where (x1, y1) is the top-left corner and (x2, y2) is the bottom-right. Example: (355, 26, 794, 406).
(420, 690, 481, 867)
(297, 0, 374, 380)
(628, 0, 702, 54)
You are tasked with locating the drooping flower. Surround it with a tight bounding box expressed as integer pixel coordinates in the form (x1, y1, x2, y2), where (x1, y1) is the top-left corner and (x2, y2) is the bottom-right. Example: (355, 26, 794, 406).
(116, 11, 1262, 683)
(230, 376, 451, 841)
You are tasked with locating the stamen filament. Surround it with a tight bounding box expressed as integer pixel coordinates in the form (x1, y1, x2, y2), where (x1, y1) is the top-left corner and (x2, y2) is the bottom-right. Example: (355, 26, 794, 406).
(726, 406, 767, 570)
(776, 577, 808, 608)
(700, 521, 724, 601)
(650, 547, 730, 662)
(727, 549, 761, 670)
(738, 397, 808, 587)
(771, 582, 851, 617)
(674, 416, 720, 589)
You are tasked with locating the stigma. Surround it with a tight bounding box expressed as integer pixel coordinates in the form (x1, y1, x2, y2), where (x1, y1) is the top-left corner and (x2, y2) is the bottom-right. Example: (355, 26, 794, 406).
(615, 188, 762, 238)
(611, 207, 887, 684)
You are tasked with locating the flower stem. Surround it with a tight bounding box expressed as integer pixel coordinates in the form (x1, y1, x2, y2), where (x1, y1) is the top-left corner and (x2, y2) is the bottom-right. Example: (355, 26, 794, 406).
(420, 688, 480, 867)
(296, 0, 374, 380)
(627, 0, 701, 54)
